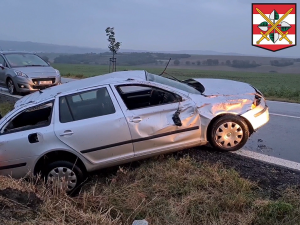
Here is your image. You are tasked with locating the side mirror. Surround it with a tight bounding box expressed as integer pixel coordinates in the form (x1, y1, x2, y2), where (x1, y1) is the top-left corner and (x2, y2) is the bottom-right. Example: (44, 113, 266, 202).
(0, 64, 4, 69)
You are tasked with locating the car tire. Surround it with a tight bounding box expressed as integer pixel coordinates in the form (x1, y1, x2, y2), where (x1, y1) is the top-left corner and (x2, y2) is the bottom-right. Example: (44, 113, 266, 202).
(208, 115, 249, 151)
(45, 161, 85, 195)
(7, 78, 17, 95)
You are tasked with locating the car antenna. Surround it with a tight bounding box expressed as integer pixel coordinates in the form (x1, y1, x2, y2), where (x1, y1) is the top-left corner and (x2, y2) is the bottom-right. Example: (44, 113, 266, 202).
(159, 58, 171, 76)
(0, 46, 3, 51)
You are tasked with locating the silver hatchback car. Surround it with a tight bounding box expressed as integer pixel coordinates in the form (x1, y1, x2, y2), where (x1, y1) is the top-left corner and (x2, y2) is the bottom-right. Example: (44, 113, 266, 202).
(0, 70, 269, 193)
(0, 51, 61, 95)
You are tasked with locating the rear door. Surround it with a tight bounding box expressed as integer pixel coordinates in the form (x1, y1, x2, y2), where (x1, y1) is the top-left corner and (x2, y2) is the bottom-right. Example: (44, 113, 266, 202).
(54, 85, 134, 165)
(0, 101, 56, 177)
(111, 83, 201, 157)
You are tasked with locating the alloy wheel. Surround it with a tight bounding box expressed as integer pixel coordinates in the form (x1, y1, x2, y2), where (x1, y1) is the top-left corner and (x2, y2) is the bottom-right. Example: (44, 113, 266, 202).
(7, 80, 15, 94)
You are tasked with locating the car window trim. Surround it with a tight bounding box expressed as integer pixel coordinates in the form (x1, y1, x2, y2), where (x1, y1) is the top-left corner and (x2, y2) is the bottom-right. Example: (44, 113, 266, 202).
(115, 83, 182, 111)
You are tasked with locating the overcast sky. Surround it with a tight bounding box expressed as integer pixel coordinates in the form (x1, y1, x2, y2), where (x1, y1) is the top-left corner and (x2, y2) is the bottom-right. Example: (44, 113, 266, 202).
(1, 0, 299, 57)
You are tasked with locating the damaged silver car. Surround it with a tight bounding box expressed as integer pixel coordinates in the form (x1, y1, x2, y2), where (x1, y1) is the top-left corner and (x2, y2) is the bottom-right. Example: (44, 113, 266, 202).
(0, 70, 269, 193)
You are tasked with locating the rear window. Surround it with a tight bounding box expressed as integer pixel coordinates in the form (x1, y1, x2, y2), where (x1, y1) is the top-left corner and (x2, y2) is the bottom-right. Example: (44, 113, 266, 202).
(59, 87, 115, 123)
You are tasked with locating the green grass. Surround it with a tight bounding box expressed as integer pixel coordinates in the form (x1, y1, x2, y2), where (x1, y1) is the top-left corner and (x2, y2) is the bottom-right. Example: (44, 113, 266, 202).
(53, 64, 300, 103)
(0, 102, 13, 116)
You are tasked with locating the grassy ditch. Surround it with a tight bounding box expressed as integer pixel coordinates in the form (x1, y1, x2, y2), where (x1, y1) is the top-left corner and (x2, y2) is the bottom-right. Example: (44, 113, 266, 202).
(0, 156, 299, 224)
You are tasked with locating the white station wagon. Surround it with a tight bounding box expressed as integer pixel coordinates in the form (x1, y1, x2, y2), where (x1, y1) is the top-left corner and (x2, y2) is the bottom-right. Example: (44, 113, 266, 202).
(0, 70, 269, 193)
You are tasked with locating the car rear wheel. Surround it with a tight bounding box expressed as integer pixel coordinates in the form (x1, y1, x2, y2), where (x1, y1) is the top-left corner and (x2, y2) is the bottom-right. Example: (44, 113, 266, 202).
(7, 79, 17, 95)
(45, 161, 85, 195)
(208, 115, 249, 151)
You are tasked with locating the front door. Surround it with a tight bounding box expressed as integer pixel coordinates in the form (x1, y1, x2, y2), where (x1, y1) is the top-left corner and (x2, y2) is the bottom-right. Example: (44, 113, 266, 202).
(54, 85, 134, 165)
(111, 83, 201, 157)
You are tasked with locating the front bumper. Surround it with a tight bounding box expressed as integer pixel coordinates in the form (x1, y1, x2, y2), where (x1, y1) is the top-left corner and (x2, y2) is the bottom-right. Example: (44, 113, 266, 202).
(241, 104, 269, 131)
(13, 76, 61, 93)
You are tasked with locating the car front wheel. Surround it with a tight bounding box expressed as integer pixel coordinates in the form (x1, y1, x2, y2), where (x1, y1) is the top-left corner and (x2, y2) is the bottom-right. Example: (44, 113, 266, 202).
(7, 78, 17, 95)
(208, 115, 249, 151)
(45, 161, 85, 195)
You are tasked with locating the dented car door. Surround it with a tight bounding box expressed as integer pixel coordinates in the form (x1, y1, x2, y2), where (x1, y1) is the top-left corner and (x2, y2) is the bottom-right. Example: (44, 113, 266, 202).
(53, 85, 134, 166)
(112, 83, 201, 157)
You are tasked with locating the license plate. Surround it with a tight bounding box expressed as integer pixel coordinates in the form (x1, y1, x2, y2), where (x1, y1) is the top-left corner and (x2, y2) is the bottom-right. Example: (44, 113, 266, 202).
(39, 81, 52, 85)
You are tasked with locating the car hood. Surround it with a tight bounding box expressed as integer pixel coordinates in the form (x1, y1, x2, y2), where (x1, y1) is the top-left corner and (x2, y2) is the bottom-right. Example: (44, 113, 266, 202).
(14, 66, 56, 78)
(188, 79, 259, 120)
(192, 78, 255, 96)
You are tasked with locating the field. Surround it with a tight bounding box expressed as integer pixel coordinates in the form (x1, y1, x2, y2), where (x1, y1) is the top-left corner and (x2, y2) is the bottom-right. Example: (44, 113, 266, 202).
(53, 64, 300, 103)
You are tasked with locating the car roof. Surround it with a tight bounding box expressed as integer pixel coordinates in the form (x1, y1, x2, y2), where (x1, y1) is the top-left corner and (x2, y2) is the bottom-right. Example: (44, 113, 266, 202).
(15, 70, 148, 108)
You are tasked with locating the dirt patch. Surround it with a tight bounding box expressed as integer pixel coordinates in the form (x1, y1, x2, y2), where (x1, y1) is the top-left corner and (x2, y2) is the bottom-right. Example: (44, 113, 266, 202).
(0, 188, 42, 222)
(182, 146, 300, 198)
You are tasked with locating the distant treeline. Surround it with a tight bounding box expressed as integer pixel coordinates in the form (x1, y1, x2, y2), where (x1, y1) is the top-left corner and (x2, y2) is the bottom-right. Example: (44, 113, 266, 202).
(53, 52, 191, 66)
(228, 60, 260, 68)
(270, 59, 294, 67)
(173, 59, 260, 68)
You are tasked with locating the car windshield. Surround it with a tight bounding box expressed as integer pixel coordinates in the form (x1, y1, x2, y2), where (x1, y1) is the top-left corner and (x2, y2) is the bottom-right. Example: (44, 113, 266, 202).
(4, 53, 49, 68)
(146, 72, 202, 95)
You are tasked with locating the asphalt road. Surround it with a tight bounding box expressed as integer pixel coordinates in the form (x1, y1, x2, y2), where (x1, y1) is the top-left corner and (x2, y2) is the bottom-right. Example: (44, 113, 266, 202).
(0, 77, 299, 167)
(242, 101, 300, 163)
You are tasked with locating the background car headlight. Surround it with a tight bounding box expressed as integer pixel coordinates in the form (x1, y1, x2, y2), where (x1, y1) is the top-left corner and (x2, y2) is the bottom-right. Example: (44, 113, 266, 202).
(54, 69, 60, 76)
(14, 70, 28, 78)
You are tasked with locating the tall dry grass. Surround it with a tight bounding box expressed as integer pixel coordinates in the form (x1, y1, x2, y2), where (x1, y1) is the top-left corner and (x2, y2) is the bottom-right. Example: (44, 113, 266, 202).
(0, 156, 299, 225)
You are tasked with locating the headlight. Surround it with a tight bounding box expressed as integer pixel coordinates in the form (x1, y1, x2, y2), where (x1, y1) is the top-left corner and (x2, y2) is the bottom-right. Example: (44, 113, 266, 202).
(251, 94, 262, 109)
(14, 70, 28, 78)
(54, 69, 60, 76)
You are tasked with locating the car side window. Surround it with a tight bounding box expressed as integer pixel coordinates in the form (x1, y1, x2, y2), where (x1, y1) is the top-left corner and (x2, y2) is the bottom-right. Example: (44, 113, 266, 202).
(116, 85, 182, 110)
(59, 87, 116, 123)
(1, 101, 54, 134)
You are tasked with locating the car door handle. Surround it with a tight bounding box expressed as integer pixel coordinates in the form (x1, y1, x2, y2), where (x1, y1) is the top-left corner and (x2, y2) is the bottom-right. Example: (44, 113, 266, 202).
(60, 130, 74, 136)
(130, 117, 142, 123)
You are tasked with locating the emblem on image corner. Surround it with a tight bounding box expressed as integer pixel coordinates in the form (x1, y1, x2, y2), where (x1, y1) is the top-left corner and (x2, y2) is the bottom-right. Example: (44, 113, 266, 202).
(252, 3, 296, 52)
